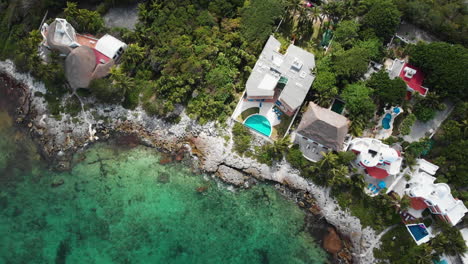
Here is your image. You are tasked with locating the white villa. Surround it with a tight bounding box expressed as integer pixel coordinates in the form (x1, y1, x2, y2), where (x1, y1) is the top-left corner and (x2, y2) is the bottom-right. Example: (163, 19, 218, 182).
(385, 159, 468, 246)
(348, 138, 404, 196)
(349, 138, 403, 178)
(402, 160, 468, 225)
(232, 35, 315, 138)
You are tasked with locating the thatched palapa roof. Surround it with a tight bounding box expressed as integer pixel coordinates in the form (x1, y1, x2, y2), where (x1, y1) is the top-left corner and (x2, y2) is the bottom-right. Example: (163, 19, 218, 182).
(296, 102, 349, 151)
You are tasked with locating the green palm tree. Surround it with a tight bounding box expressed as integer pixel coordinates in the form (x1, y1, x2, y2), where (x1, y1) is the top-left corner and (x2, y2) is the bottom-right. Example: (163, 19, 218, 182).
(286, 0, 303, 21)
(295, 6, 315, 40)
(349, 119, 364, 137)
(270, 135, 291, 160)
(414, 244, 433, 264)
(121, 43, 146, 73)
(311, 7, 322, 24)
(315, 151, 338, 171)
(327, 164, 349, 186)
(109, 66, 135, 97)
(351, 174, 366, 189)
(423, 92, 443, 110)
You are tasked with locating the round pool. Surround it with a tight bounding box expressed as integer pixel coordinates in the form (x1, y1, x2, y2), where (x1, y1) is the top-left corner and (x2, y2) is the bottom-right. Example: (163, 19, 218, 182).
(243, 115, 272, 137)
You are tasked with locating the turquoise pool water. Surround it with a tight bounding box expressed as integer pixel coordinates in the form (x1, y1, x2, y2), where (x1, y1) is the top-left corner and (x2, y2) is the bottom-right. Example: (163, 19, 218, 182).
(244, 114, 272, 137)
(408, 224, 429, 241)
(382, 113, 392, 129)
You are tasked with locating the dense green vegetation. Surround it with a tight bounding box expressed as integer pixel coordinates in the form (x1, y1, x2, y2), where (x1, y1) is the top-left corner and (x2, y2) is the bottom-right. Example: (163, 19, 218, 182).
(399, 114, 416, 135)
(64, 2, 104, 34)
(367, 70, 406, 107)
(232, 122, 252, 155)
(394, 0, 468, 46)
(409, 42, 468, 101)
(360, 0, 401, 42)
(428, 103, 468, 204)
(113, 0, 285, 123)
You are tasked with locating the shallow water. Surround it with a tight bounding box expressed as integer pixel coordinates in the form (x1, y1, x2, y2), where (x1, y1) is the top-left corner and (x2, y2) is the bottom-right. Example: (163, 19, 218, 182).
(0, 89, 327, 264)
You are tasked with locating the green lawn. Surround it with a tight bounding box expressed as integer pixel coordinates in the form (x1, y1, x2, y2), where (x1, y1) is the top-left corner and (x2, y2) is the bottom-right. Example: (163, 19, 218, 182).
(237, 107, 260, 122)
(272, 111, 293, 140)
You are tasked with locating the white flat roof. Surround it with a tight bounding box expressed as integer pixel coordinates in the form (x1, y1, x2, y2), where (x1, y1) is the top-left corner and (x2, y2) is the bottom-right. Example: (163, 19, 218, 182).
(258, 73, 279, 91)
(408, 163, 468, 225)
(95, 34, 127, 59)
(418, 159, 439, 175)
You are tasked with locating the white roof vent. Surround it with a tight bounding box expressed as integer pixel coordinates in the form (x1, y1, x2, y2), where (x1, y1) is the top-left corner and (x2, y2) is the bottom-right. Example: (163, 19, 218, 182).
(404, 67, 417, 78)
(299, 71, 307, 78)
(291, 57, 303, 71)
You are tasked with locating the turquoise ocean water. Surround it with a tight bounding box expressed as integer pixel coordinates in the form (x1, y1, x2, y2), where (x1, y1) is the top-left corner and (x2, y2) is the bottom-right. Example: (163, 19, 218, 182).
(0, 90, 327, 264)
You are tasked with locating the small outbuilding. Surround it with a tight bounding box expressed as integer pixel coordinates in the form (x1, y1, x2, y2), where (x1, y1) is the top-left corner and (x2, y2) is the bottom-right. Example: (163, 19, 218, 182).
(95, 34, 127, 60)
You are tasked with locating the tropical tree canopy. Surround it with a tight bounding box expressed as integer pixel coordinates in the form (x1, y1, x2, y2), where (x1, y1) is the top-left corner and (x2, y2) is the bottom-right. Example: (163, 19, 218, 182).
(409, 42, 468, 101)
(361, 0, 401, 42)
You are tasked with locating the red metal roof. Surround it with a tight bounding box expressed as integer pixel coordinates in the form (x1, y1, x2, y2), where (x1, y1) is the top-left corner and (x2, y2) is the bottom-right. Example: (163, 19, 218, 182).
(92, 48, 111, 65)
(399, 63, 428, 96)
(365, 166, 389, 179)
(410, 197, 428, 210)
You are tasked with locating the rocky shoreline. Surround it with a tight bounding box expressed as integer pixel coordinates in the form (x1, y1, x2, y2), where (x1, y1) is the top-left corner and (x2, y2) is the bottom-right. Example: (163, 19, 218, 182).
(0, 60, 384, 264)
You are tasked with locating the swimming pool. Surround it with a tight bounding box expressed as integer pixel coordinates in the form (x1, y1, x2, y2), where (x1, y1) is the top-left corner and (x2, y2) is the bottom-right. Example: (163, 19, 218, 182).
(382, 113, 392, 129)
(331, 99, 345, 114)
(408, 224, 429, 241)
(244, 115, 272, 137)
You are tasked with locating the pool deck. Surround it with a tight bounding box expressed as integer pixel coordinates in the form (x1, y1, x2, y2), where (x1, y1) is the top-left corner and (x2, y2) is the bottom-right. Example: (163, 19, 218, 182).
(231, 94, 299, 140)
(374, 107, 403, 140)
(232, 98, 281, 127)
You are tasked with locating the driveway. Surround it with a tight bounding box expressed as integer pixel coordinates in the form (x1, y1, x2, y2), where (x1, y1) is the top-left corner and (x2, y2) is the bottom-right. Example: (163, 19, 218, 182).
(403, 100, 454, 142)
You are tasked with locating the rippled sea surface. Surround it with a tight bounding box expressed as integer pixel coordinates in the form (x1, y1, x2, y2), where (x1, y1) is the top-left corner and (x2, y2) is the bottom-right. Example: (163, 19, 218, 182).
(0, 83, 327, 264)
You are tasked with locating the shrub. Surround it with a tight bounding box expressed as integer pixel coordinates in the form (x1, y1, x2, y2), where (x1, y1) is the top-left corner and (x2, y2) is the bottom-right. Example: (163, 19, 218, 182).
(400, 114, 416, 135)
(232, 123, 252, 155)
(89, 78, 123, 104)
(286, 145, 308, 169)
(64, 96, 82, 117)
(414, 105, 436, 122)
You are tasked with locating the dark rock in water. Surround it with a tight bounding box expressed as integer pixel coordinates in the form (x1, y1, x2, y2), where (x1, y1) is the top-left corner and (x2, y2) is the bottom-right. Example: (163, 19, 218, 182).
(12, 206, 22, 217)
(175, 148, 185, 161)
(55, 239, 70, 264)
(0, 196, 7, 210)
(157, 172, 170, 184)
(116, 133, 140, 148)
(254, 249, 269, 264)
(196, 186, 208, 193)
(323, 227, 343, 254)
(159, 153, 173, 165)
(29, 217, 48, 231)
(51, 179, 64, 188)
